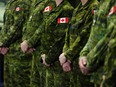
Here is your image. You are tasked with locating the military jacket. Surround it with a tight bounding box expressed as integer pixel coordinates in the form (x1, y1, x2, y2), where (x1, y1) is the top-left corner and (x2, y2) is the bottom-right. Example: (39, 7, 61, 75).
(80, 0, 109, 57)
(62, 0, 97, 61)
(0, 0, 32, 47)
(86, 0, 116, 70)
(0, 0, 18, 44)
(22, 0, 49, 41)
(84, 1, 116, 85)
(27, 0, 74, 64)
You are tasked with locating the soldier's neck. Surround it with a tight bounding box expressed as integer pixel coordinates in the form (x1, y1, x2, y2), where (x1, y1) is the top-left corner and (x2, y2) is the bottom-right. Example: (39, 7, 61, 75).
(55, 0, 63, 7)
(81, 0, 88, 5)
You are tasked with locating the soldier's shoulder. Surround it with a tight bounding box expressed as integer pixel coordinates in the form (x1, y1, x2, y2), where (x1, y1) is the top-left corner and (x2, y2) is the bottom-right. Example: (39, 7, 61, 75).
(47, 0, 55, 5)
(63, 1, 74, 11)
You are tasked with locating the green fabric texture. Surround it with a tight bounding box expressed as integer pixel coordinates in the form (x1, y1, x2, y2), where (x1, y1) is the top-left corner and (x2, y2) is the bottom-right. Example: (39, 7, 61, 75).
(63, 0, 98, 61)
(79, 0, 116, 86)
(27, 0, 74, 64)
(22, 0, 55, 87)
(62, 0, 98, 87)
(26, 0, 74, 87)
(0, 0, 35, 87)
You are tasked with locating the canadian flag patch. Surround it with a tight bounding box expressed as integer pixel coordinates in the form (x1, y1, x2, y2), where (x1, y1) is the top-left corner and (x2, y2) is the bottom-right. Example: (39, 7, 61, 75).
(57, 17, 69, 24)
(108, 6, 116, 16)
(15, 7, 21, 11)
(43, 6, 52, 12)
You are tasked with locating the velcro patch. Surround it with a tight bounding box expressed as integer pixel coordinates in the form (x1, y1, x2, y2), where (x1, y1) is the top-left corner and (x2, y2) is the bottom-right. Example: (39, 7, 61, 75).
(57, 17, 69, 24)
(108, 6, 116, 16)
(15, 7, 21, 11)
(43, 6, 52, 12)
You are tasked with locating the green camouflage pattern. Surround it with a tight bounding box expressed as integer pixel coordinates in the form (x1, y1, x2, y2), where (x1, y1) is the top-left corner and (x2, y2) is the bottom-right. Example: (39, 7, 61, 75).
(63, 0, 97, 61)
(79, 0, 116, 86)
(99, 14, 116, 87)
(27, 0, 73, 64)
(62, 0, 98, 87)
(0, 0, 21, 87)
(80, 0, 109, 57)
(22, 0, 56, 87)
(0, 0, 34, 86)
(84, 0, 116, 86)
(26, 0, 74, 87)
(0, 0, 18, 47)
(79, 0, 109, 86)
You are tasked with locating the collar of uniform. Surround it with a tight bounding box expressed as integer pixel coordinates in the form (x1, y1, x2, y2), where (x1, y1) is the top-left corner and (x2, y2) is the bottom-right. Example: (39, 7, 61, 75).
(76, 1, 90, 13)
(34, 0, 43, 7)
(7, 0, 17, 5)
(51, 0, 66, 12)
(80, 0, 95, 12)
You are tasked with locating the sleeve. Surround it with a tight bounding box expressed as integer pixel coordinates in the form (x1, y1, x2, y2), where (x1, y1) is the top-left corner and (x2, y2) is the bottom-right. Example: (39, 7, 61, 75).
(45, 5, 74, 64)
(0, 3, 30, 47)
(64, 9, 93, 61)
(27, 22, 45, 48)
(80, 10, 107, 57)
(26, 1, 52, 48)
(86, 15, 116, 70)
(0, 16, 24, 47)
(62, 27, 70, 52)
(63, 4, 81, 53)
(22, 1, 46, 40)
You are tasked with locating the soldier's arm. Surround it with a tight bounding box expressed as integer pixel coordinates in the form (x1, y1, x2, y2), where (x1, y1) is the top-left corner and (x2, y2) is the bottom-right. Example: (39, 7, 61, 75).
(63, 3, 81, 53)
(62, 27, 69, 52)
(63, 9, 93, 61)
(25, 0, 53, 48)
(0, 3, 30, 47)
(80, 2, 108, 57)
(86, 15, 116, 70)
(0, 17, 24, 47)
(26, 22, 45, 48)
(22, 1, 47, 40)
(45, 6, 74, 64)
(27, 2, 72, 47)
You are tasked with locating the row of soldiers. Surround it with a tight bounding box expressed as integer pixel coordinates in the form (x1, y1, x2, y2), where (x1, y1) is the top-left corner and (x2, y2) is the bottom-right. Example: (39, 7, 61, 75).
(0, 0, 116, 87)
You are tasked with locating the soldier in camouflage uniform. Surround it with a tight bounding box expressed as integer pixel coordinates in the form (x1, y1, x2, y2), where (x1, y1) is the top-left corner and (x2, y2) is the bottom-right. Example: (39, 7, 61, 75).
(58, 0, 99, 87)
(0, 0, 20, 86)
(79, 0, 116, 87)
(21, 0, 56, 87)
(20, 0, 74, 87)
(0, 0, 36, 86)
(0, 0, 18, 86)
(86, 15, 116, 87)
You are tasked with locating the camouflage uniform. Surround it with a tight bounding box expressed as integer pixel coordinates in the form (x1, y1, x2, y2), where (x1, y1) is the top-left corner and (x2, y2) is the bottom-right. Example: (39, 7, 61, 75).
(80, 0, 108, 57)
(80, 0, 116, 86)
(26, 0, 73, 87)
(22, 0, 55, 87)
(0, 0, 20, 86)
(2, 0, 18, 33)
(62, 0, 99, 87)
(0, 0, 35, 86)
(0, 0, 17, 86)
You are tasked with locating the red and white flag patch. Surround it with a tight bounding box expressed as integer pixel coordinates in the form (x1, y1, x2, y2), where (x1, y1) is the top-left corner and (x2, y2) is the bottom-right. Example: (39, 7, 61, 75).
(57, 17, 69, 24)
(43, 6, 52, 12)
(108, 6, 116, 16)
(92, 10, 96, 15)
(15, 7, 21, 11)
